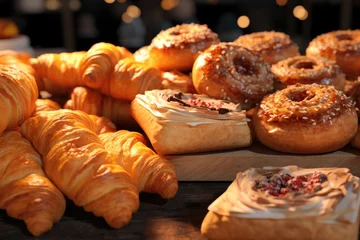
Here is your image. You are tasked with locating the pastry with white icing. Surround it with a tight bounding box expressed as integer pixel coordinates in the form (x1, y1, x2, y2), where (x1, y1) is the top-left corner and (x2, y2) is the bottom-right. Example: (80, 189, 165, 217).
(201, 166, 360, 240)
(130, 89, 252, 155)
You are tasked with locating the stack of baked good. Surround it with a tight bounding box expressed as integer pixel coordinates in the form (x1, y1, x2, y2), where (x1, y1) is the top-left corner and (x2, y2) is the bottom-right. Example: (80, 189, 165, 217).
(1, 22, 360, 238)
(0, 63, 178, 236)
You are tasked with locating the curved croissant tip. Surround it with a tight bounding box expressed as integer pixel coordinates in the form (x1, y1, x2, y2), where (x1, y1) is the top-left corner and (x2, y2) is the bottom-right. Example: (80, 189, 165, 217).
(105, 208, 133, 229)
(26, 219, 53, 237)
(83, 70, 103, 89)
(160, 182, 179, 199)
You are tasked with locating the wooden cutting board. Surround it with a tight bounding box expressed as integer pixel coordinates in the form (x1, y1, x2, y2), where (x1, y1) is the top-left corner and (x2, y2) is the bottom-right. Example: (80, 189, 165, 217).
(167, 143, 360, 181)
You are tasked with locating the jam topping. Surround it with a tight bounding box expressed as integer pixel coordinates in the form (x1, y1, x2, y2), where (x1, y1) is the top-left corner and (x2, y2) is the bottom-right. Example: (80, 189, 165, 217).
(255, 172, 328, 197)
(167, 92, 231, 114)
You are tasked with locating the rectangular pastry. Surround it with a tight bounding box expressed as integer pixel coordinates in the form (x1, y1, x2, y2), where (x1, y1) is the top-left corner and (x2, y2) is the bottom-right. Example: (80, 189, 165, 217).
(130, 89, 252, 155)
(201, 166, 360, 240)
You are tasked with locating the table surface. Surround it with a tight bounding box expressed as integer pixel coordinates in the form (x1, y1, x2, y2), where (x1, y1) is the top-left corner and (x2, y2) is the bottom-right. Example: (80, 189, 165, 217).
(0, 182, 230, 240)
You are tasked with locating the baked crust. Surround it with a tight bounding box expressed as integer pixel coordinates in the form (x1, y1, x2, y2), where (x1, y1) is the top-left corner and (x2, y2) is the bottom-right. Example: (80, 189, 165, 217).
(130, 90, 252, 155)
(234, 31, 300, 65)
(201, 211, 359, 240)
(252, 84, 358, 154)
(201, 166, 360, 240)
(351, 125, 360, 149)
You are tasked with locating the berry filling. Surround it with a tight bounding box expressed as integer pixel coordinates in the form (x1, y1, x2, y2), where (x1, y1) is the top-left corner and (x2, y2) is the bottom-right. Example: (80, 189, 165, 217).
(255, 172, 328, 197)
(166, 92, 231, 114)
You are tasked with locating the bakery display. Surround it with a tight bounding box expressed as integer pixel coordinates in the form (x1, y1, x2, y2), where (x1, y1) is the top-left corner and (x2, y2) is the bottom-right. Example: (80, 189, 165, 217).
(0, 19, 33, 54)
(192, 42, 275, 109)
(234, 31, 300, 65)
(1, 21, 360, 238)
(201, 166, 360, 240)
(0, 65, 38, 135)
(271, 55, 346, 91)
(0, 130, 65, 236)
(306, 30, 360, 80)
(144, 23, 220, 72)
(130, 89, 252, 155)
(253, 83, 358, 154)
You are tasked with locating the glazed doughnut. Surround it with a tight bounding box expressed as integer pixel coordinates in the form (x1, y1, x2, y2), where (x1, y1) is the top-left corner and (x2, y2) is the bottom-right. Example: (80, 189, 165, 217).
(306, 30, 360, 79)
(192, 42, 274, 109)
(147, 23, 220, 72)
(234, 31, 300, 65)
(253, 83, 358, 154)
(271, 56, 346, 91)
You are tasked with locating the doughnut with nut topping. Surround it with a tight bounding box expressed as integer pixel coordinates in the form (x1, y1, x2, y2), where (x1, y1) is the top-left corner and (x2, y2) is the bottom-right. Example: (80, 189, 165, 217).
(306, 30, 360, 80)
(271, 55, 346, 91)
(253, 83, 358, 154)
(234, 31, 300, 65)
(192, 42, 275, 110)
(146, 23, 220, 72)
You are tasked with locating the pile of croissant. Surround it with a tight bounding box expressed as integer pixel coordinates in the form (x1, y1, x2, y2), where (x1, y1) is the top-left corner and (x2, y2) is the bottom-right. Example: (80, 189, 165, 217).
(0, 47, 180, 236)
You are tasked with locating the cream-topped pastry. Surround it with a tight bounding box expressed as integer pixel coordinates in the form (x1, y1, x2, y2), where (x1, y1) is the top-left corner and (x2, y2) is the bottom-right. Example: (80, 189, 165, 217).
(130, 89, 252, 155)
(201, 166, 360, 240)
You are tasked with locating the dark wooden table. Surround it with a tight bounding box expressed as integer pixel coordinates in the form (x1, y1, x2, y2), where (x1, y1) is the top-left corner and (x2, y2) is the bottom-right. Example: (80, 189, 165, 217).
(0, 182, 230, 240)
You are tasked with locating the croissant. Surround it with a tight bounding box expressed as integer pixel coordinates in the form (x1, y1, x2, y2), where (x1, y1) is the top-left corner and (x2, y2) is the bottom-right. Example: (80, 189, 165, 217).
(101, 58, 163, 101)
(64, 86, 138, 129)
(0, 130, 65, 236)
(20, 109, 139, 228)
(30, 51, 86, 94)
(33, 99, 61, 116)
(80, 42, 133, 89)
(0, 65, 38, 135)
(99, 130, 178, 199)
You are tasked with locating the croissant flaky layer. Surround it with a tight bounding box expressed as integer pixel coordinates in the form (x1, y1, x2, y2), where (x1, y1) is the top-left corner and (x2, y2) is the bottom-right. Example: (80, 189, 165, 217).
(0, 131, 65, 236)
(99, 130, 178, 199)
(101, 58, 163, 101)
(20, 109, 139, 229)
(0, 65, 38, 135)
(64, 86, 138, 129)
(80, 42, 133, 89)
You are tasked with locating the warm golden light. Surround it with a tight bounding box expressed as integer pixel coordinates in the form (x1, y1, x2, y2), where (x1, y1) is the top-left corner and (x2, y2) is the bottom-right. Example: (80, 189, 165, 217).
(118, 0, 127, 3)
(122, 12, 133, 23)
(45, 0, 61, 11)
(237, 15, 250, 28)
(276, 0, 287, 6)
(69, 0, 81, 11)
(293, 5, 308, 20)
(104, 0, 115, 4)
(161, 0, 180, 11)
(127, 5, 141, 18)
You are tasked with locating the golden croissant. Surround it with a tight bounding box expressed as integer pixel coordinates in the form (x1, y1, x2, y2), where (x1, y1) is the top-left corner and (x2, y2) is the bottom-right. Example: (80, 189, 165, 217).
(99, 130, 178, 199)
(101, 58, 163, 101)
(64, 86, 137, 129)
(33, 99, 61, 116)
(80, 42, 132, 89)
(30, 51, 85, 93)
(20, 109, 139, 228)
(0, 65, 38, 135)
(0, 130, 65, 236)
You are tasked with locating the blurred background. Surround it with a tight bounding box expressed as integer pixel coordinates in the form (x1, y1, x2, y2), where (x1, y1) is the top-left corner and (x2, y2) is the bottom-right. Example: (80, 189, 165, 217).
(0, 0, 358, 54)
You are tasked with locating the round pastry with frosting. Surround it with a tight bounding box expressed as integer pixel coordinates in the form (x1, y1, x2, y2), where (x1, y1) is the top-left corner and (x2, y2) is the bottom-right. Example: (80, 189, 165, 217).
(271, 55, 346, 91)
(201, 165, 360, 240)
(147, 23, 220, 72)
(234, 31, 300, 65)
(192, 42, 275, 109)
(306, 30, 360, 80)
(130, 89, 252, 155)
(253, 83, 358, 154)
